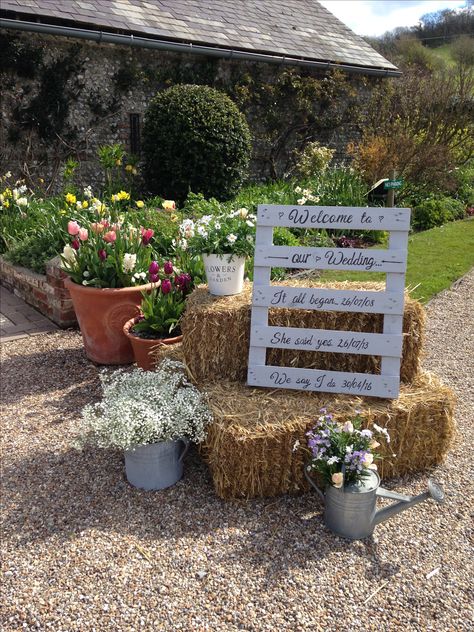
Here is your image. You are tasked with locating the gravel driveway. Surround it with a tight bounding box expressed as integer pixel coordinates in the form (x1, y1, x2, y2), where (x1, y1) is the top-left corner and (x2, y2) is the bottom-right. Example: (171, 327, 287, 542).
(1, 270, 473, 631)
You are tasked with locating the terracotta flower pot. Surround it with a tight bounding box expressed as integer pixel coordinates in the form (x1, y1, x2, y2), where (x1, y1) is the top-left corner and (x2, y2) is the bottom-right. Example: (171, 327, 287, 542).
(123, 317, 183, 371)
(65, 277, 151, 365)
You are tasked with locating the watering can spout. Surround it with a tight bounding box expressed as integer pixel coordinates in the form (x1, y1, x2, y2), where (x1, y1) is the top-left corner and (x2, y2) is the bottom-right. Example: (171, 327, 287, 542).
(374, 478, 445, 527)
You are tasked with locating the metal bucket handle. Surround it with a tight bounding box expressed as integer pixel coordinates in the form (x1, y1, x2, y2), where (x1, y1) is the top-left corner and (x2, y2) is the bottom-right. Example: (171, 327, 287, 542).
(179, 439, 190, 463)
(304, 466, 325, 504)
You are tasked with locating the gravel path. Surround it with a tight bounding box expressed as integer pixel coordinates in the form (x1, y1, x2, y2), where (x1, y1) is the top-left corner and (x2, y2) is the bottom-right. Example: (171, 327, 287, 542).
(1, 271, 473, 631)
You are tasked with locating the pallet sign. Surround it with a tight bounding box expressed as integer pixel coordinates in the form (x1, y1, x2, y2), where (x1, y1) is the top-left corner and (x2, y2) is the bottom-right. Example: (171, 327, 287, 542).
(247, 204, 411, 398)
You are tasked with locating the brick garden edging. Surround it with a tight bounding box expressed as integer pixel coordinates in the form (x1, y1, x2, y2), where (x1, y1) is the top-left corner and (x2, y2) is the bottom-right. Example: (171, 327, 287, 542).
(0, 256, 77, 328)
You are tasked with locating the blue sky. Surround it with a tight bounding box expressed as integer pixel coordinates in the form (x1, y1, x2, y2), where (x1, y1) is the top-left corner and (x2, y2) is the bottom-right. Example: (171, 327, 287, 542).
(319, 0, 467, 36)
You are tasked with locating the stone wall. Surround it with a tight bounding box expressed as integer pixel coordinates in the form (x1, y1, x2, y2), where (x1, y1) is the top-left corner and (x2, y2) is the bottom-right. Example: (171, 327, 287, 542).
(0, 28, 379, 192)
(0, 256, 76, 328)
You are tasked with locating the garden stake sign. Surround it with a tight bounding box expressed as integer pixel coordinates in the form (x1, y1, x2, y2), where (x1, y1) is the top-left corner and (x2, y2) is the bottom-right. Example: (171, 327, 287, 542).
(247, 204, 411, 398)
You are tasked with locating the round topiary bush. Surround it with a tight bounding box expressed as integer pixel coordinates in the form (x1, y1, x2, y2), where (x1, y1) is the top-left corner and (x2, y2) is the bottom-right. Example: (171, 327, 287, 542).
(143, 84, 252, 201)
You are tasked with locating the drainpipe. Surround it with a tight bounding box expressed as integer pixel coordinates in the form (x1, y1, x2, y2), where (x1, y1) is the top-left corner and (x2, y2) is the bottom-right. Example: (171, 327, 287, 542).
(0, 17, 401, 77)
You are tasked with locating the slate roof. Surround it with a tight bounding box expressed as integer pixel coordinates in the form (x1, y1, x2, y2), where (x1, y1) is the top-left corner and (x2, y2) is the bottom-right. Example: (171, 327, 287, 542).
(1, 0, 397, 72)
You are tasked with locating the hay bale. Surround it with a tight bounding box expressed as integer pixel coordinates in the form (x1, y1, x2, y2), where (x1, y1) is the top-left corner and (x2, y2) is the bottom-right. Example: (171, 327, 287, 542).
(181, 280, 425, 385)
(201, 372, 455, 499)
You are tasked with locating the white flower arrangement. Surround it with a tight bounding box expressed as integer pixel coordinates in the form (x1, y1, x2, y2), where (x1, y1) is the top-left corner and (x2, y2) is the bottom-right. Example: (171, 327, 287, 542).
(77, 359, 213, 450)
(181, 209, 256, 258)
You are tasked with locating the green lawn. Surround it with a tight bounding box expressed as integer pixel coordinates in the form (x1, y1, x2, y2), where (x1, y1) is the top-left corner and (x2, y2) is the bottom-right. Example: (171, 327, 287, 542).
(319, 218, 474, 303)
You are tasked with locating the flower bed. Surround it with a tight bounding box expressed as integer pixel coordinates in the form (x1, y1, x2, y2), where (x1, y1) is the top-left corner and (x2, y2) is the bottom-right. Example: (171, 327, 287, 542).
(0, 255, 76, 327)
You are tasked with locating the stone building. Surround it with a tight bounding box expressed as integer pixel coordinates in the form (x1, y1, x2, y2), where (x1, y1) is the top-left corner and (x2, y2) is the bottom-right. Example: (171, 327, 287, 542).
(0, 0, 398, 191)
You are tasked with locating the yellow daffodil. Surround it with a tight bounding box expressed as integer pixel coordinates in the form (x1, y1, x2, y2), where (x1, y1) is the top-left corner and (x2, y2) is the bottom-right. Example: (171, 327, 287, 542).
(132, 167, 138, 175)
(111, 194, 119, 202)
(65, 192, 77, 205)
(125, 164, 133, 172)
(4, 188, 12, 198)
(115, 159, 122, 166)
(117, 190, 130, 201)
(82, 201, 89, 209)
(135, 200, 145, 208)
(39, 178, 44, 184)
(3, 200, 9, 208)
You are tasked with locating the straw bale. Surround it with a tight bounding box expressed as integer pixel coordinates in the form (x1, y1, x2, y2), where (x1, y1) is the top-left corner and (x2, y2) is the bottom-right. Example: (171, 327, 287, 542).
(201, 371, 455, 499)
(181, 280, 425, 385)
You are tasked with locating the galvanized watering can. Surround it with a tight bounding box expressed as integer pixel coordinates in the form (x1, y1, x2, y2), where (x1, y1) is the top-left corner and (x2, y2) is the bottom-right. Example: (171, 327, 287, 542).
(305, 468, 445, 540)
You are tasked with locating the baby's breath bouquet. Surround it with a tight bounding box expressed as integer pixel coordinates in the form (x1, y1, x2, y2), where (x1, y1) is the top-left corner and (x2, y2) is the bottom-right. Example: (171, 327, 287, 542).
(77, 360, 213, 450)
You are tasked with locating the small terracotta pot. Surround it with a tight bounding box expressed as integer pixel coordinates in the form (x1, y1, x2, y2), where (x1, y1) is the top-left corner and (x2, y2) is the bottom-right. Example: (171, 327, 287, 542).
(65, 278, 151, 365)
(123, 317, 183, 371)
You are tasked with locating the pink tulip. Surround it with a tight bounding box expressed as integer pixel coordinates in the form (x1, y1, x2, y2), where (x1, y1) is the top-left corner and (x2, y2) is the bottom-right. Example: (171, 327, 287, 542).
(78, 228, 88, 241)
(164, 261, 173, 275)
(68, 220, 80, 236)
(98, 249, 107, 261)
(103, 230, 117, 243)
(90, 222, 104, 234)
(141, 228, 154, 245)
(161, 278, 172, 294)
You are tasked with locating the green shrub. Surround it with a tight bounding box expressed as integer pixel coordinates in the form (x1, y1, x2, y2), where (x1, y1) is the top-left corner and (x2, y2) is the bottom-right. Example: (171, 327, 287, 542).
(293, 141, 335, 179)
(412, 196, 465, 231)
(6, 231, 65, 274)
(143, 84, 252, 202)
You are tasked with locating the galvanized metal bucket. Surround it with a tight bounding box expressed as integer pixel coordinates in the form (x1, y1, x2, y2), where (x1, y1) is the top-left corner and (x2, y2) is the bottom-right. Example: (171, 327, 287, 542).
(124, 439, 190, 491)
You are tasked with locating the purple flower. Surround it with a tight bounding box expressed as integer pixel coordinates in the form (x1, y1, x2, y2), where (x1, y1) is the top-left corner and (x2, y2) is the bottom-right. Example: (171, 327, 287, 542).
(98, 249, 107, 261)
(161, 278, 172, 294)
(149, 273, 159, 283)
(149, 261, 159, 275)
(164, 261, 173, 275)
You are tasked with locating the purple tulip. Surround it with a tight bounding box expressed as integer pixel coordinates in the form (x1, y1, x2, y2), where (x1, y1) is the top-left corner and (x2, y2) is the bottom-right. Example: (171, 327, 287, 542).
(161, 278, 172, 294)
(164, 260, 173, 275)
(71, 239, 80, 250)
(149, 273, 159, 283)
(149, 261, 159, 275)
(98, 249, 107, 261)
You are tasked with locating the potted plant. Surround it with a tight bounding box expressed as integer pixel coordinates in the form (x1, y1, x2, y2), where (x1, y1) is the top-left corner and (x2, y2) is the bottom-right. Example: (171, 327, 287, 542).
(303, 409, 392, 539)
(123, 259, 192, 370)
(180, 208, 256, 295)
(77, 359, 213, 490)
(60, 200, 156, 364)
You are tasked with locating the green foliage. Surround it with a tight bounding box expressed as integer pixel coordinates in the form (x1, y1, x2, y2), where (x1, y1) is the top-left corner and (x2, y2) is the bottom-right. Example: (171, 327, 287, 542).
(6, 231, 64, 274)
(453, 162, 474, 206)
(292, 142, 335, 180)
(143, 84, 252, 202)
(412, 196, 465, 231)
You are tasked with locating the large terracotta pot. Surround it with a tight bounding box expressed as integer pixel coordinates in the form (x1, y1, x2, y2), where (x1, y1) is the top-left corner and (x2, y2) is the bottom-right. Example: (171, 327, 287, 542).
(65, 278, 151, 365)
(123, 317, 183, 371)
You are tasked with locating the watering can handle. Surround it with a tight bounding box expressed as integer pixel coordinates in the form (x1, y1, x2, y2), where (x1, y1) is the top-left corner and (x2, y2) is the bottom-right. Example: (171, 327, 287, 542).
(304, 466, 325, 504)
(179, 439, 190, 463)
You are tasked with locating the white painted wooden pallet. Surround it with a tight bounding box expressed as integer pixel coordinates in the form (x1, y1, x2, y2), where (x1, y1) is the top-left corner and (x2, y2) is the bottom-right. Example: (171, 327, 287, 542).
(247, 204, 411, 399)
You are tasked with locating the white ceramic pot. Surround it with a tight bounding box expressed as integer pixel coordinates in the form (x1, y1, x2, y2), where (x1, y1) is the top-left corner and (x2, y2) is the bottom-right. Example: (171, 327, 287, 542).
(202, 253, 246, 296)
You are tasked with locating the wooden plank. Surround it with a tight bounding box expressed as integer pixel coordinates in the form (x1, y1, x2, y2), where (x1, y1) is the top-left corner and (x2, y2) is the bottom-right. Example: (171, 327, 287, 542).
(250, 325, 403, 357)
(382, 231, 408, 381)
(247, 365, 400, 398)
(252, 286, 404, 314)
(258, 205, 411, 231)
(254, 245, 407, 272)
(247, 224, 273, 372)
